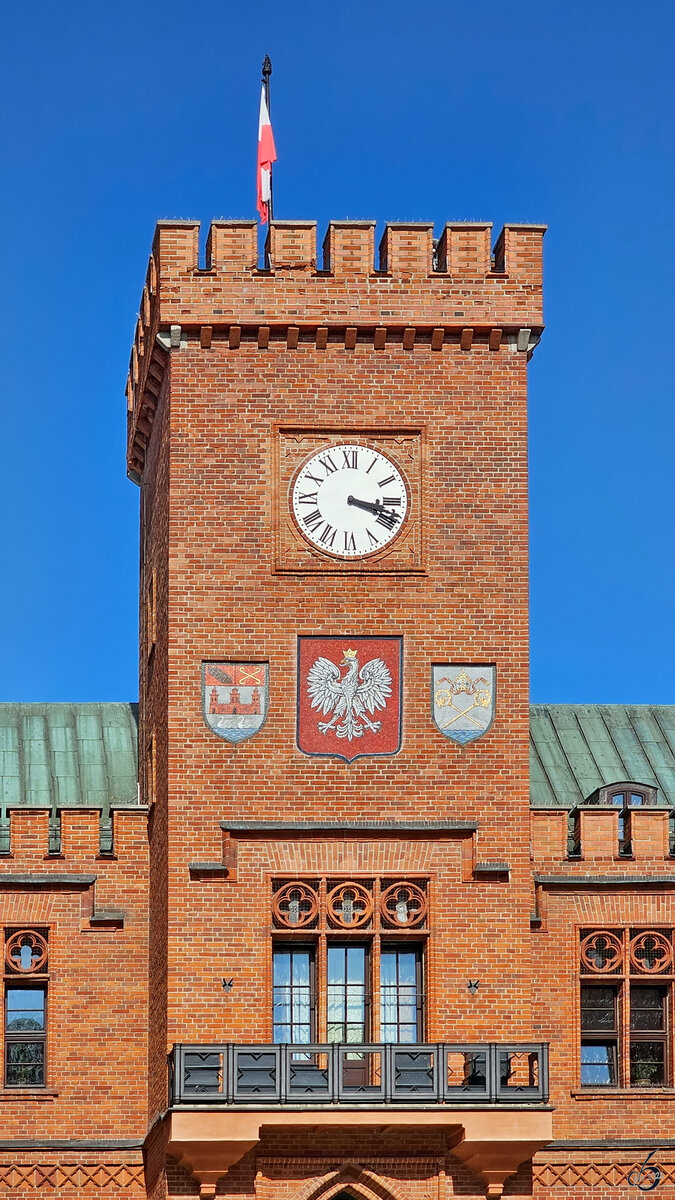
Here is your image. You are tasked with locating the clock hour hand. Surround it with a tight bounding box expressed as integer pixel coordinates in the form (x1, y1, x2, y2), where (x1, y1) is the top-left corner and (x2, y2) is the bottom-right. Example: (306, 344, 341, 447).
(347, 495, 401, 530)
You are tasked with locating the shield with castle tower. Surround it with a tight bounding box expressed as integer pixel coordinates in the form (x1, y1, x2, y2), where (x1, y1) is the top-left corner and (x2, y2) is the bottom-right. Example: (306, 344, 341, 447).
(202, 662, 269, 744)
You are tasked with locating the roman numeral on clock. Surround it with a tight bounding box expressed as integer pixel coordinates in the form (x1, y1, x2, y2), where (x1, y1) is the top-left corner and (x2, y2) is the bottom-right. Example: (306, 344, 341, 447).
(341, 448, 358, 469)
(382, 496, 401, 507)
(297, 491, 318, 505)
(319, 524, 336, 547)
(376, 510, 399, 531)
(302, 510, 323, 531)
(344, 531, 357, 552)
(318, 454, 337, 475)
(378, 474, 396, 488)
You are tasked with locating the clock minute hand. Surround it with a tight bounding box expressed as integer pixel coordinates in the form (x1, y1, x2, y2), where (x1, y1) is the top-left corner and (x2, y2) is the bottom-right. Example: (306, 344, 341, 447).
(347, 495, 401, 528)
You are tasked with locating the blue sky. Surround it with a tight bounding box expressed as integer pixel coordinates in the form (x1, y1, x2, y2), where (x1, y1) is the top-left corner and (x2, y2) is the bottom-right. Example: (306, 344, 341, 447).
(1, 1, 673, 703)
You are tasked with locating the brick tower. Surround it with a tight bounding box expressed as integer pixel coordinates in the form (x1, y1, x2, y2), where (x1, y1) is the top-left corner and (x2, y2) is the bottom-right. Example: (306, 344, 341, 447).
(126, 217, 549, 1200)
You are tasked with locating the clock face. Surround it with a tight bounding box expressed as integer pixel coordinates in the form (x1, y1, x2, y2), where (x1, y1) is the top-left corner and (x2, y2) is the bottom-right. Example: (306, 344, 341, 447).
(291, 444, 409, 559)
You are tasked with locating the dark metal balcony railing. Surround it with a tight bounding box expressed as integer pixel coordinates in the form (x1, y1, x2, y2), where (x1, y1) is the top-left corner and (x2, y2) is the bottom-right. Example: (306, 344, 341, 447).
(170, 1042, 548, 1106)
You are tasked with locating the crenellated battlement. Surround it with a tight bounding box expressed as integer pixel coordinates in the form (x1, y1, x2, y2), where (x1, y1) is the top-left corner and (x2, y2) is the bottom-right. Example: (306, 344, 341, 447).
(0, 805, 148, 933)
(126, 215, 545, 479)
(531, 806, 674, 869)
(149, 216, 545, 282)
(1, 804, 147, 862)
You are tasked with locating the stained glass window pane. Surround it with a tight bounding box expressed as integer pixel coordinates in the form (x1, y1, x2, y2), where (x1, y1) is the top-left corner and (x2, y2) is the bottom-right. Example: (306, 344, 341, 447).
(631, 987, 665, 1032)
(6, 1042, 45, 1087)
(580, 987, 617, 1032)
(6, 1012, 43, 1032)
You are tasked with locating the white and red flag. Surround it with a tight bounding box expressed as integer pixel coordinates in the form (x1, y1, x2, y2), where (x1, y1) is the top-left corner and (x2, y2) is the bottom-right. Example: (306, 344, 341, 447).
(256, 85, 277, 224)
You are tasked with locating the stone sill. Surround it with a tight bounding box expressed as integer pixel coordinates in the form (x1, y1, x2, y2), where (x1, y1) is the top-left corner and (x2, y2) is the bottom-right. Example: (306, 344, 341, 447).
(0, 1089, 58, 1101)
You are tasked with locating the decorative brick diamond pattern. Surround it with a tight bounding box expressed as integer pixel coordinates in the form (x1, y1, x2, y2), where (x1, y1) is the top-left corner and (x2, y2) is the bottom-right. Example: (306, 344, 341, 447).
(0, 1161, 145, 1190)
(534, 1160, 675, 1189)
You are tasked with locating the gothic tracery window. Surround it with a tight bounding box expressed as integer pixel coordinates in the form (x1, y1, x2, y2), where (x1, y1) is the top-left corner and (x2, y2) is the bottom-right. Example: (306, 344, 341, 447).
(580, 927, 672, 1088)
(4, 929, 49, 1088)
(272, 877, 428, 1046)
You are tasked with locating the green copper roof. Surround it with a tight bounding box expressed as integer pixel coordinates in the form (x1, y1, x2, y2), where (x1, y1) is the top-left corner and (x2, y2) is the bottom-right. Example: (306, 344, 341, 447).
(530, 705, 675, 809)
(1, 702, 674, 814)
(0, 703, 138, 815)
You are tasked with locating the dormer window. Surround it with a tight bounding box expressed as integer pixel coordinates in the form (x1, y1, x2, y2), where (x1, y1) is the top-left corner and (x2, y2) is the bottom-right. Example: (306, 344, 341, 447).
(593, 782, 656, 807)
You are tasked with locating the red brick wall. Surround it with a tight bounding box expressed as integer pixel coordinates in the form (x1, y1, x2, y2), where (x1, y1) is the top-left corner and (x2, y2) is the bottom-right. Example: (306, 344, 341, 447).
(140, 358, 171, 1127)
(0, 806, 148, 1138)
(159, 334, 534, 1044)
(531, 805, 675, 1144)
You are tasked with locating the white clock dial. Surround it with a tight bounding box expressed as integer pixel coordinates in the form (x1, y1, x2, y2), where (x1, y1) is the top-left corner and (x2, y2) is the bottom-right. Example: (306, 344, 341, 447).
(291, 444, 409, 559)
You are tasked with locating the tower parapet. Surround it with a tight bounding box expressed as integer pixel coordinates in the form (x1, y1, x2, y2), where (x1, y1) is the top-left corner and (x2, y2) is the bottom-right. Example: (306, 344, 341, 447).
(127, 216, 545, 478)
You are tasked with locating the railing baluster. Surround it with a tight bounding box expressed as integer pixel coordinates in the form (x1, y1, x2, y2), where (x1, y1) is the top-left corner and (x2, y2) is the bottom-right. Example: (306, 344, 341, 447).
(225, 1043, 233, 1103)
(384, 1043, 393, 1103)
(282, 1044, 290, 1103)
(331, 1043, 339, 1104)
(488, 1044, 498, 1103)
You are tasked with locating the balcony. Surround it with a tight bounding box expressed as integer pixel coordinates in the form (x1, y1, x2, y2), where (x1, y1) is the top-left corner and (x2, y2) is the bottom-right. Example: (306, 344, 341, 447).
(170, 1040, 548, 1107)
(166, 1042, 552, 1200)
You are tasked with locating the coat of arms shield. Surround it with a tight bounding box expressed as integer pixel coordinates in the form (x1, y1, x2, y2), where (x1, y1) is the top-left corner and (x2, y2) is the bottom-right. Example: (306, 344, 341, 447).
(297, 636, 402, 763)
(432, 665, 496, 744)
(202, 662, 269, 744)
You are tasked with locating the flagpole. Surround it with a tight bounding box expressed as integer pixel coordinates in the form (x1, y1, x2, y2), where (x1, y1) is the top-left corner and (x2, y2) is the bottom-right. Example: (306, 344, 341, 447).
(262, 55, 273, 267)
(262, 56, 274, 223)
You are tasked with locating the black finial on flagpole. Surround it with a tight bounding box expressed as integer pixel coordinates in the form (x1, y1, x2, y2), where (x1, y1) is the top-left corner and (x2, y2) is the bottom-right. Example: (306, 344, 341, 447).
(262, 55, 272, 94)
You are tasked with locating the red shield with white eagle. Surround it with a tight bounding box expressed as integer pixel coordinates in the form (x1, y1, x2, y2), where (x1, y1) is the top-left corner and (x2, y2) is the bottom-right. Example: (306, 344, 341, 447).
(297, 636, 402, 762)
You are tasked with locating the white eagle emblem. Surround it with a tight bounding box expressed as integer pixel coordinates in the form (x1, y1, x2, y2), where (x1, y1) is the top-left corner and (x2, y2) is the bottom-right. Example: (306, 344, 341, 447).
(306, 648, 392, 741)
